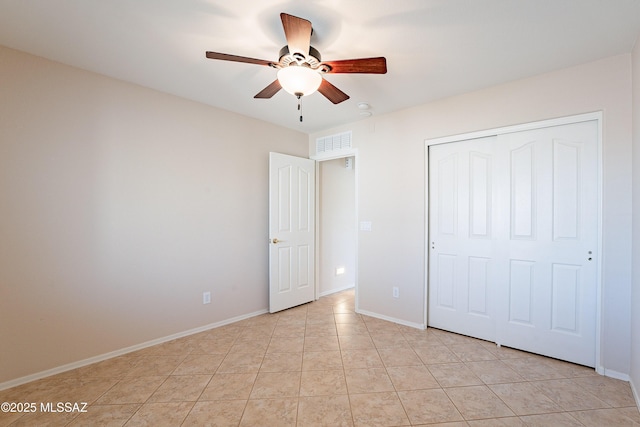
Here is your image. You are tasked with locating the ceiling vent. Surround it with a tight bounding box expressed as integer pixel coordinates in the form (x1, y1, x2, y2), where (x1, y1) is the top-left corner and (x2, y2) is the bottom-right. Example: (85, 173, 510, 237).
(316, 131, 352, 155)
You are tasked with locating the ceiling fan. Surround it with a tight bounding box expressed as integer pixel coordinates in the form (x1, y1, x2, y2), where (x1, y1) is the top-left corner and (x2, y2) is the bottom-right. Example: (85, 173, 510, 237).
(205, 13, 387, 108)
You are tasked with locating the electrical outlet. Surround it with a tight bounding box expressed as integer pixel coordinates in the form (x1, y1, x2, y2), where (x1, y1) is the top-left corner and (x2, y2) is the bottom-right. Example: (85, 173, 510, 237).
(393, 287, 399, 298)
(203, 291, 211, 304)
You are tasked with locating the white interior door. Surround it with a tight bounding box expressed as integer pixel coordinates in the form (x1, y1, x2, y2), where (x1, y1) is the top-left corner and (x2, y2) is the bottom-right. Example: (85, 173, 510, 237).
(428, 120, 598, 367)
(269, 152, 316, 313)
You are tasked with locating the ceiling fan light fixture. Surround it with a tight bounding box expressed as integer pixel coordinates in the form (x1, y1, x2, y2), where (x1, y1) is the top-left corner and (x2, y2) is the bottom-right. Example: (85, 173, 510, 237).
(206, 13, 385, 105)
(277, 65, 322, 97)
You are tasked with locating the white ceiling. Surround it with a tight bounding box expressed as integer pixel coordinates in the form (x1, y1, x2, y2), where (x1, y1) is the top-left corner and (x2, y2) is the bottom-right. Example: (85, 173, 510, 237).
(1, 0, 640, 133)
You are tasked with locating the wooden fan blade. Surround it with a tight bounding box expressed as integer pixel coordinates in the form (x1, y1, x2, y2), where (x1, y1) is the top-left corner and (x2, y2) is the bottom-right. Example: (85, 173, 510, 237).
(280, 13, 312, 57)
(318, 79, 350, 104)
(206, 51, 273, 67)
(254, 80, 282, 99)
(321, 57, 387, 74)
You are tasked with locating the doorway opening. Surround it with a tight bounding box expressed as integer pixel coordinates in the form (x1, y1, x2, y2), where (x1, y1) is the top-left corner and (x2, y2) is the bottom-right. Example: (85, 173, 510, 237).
(314, 151, 358, 306)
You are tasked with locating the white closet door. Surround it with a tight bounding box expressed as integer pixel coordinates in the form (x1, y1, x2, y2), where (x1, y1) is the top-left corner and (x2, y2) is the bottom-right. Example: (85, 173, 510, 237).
(428, 136, 498, 342)
(495, 121, 598, 367)
(428, 120, 598, 367)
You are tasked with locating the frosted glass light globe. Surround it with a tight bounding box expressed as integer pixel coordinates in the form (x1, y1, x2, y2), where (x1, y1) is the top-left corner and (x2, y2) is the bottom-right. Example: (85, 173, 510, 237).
(277, 66, 322, 96)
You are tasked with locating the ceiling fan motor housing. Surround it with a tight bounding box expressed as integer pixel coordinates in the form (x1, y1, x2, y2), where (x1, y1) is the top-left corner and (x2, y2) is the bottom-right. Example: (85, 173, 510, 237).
(278, 45, 325, 71)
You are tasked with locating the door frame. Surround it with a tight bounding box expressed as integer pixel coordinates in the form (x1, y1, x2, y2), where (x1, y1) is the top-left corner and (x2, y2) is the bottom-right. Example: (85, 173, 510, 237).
(424, 111, 603, 373)
(311, 149, 359, 310)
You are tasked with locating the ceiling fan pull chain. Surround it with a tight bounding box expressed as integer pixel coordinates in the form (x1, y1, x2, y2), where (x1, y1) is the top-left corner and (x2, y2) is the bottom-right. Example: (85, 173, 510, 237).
(297, 94, 303, 122)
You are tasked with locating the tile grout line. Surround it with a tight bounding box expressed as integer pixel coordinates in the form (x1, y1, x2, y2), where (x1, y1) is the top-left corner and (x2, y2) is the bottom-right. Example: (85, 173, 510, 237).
(334, 305, 357, 427)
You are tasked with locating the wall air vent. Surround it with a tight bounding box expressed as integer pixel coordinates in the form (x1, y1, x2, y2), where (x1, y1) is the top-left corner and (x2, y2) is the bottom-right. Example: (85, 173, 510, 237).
(316, 131, 352, 155)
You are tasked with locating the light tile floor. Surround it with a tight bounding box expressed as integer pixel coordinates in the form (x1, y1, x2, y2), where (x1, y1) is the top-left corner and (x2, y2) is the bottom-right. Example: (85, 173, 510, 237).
(1, 289, 639, 426)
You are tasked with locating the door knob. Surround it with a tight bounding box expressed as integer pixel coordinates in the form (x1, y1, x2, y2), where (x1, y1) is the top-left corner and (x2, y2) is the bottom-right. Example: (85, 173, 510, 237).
(272, 238, 282, 244)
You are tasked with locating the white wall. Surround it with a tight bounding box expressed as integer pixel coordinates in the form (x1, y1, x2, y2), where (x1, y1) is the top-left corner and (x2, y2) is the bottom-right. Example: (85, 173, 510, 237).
(318, 158, 356, 296)
(310, 54, 634, 375)
(630, 35, 640, 402)
(0, 45, 308, 385)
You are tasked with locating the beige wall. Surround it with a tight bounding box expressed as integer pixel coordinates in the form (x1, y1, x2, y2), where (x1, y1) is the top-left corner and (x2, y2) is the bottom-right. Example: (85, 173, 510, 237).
(0, 45, 308, 385)
(631, 35, 640, 402)
(310, 54, 634, 376)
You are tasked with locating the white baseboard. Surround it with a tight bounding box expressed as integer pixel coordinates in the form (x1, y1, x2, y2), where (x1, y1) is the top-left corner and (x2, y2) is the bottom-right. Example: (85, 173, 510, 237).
(0, 309, 268, 391)
(357, 308, 425, 330)
(602, 368, 630, 382)
(630, 377, 640, 410)
(318, 284, 355, 298)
